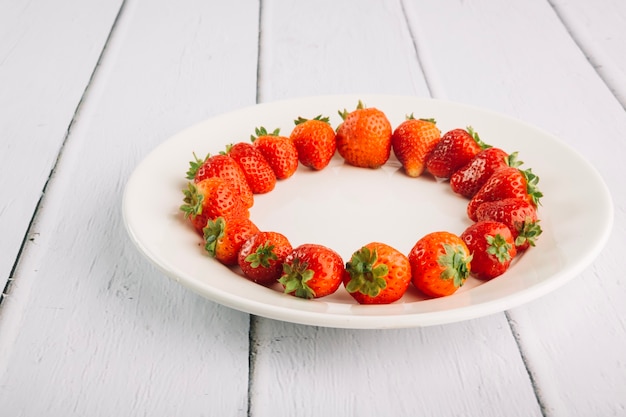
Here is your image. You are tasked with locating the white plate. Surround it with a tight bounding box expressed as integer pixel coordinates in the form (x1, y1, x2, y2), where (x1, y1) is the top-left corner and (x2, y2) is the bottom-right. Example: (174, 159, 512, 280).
(122, 95, 613, 329)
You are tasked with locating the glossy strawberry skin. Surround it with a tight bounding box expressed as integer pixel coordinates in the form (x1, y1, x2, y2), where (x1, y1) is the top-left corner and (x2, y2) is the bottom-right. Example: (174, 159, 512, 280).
(278, 244, 344, 299)
(180, 178, 249, 235)
(252, 129, 299, 180)
(467, 167, 542, 221)
(227, 142, 277, 194)
(460, 221, 516, 280)
(426, 128, 485, 179)
(238, 231, 293, 285)
(475, 198, 542, 251)
(391, 117, 441, 177)
(450, 148, 514, 198)
(290, 117, 336, 170)
(409, 231, 472, 298)
(336, 105, 392, 169)
(190, 153, 254, 208)
(203, 217, 260, 266)
(343, 242, 411, 304)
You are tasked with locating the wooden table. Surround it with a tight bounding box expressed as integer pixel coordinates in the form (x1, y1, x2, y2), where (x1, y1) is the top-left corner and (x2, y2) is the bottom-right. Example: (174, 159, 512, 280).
(1, 1, 624, 415)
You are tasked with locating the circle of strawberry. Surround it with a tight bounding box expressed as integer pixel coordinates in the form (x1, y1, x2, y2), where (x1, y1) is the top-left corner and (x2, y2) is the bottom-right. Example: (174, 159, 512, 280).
(251, 127, 299, 180)
(391, 115, 441, 177)
(343, 242, 412, 304)
(460, 220, 517, 280)
(290, 115, 336, 170)
(336, 101, 392, 169)
(409, 231, 473, 298)
(238, 231, 293, 285)
(278, 244, 344, 299)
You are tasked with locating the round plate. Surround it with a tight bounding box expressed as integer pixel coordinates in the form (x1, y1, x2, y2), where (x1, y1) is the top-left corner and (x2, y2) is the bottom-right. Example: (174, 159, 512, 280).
(122, 95, 613, 329)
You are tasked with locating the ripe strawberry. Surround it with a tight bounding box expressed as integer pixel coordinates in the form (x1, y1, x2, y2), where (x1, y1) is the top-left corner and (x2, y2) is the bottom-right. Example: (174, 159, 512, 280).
(238, 231, 293, 285)
(186, 152, 254, 208)
(290, 115, 336, 170)
(450, 149, 521, 198)
(225, 142, 277, 194)
(391, 115, 441, 177)
(343, 242, 411, 304)
(475, 197, 542, 252)
(203, 216, 260, 266)
(251, 127, 299, 179)
(278, 244, 344, 299)
(409, 231, 472, 298)
(426, 127, 489, 179)
(467, 167, 542, 221)
(336, 101, 392, 169)
(460, 221, 516, 280)
(180, 177, 249, 235)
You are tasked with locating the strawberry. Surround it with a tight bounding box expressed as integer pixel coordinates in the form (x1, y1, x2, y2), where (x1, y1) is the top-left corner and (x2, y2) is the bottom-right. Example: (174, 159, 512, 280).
(450, 149, 521, 198)
(186, 152, 254, 208)
(251, 127, 299, 180)
(238, 231, 293, 285)
(336, 101, 392, 169)
(290, 115, 336, 170)
(391, 115, 441, 177)
(225, 142, 277, 194)
(343, 242, 411, 304)
(475, 197, 542, 251)
(203, 216, 260, 266)
(460, 221, 516, 280)
(426, 127, 489, 179)
(180, 178, 249, 235)
(409, 231, 472, 298)
(278, 244, 344, 299)
(467, 167, 542, 221)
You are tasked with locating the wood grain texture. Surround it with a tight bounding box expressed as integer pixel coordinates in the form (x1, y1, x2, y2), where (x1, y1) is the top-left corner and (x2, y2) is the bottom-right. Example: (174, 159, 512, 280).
(402, 0, 626, 415)
(0, 0, 259, 415)
(0, 0, 123, 301)
(250, 1, 541, 416)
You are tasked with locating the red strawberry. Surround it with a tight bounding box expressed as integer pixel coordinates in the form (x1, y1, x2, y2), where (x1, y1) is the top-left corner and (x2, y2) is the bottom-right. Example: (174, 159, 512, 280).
(278, 244, 344, 299)
(426, 127, 489, 179)
(251, 127, 299, 180)
(290, 115, 336, 170)
(336, 101, 392, 169)
(180, 178, 249, 235)
(450, 149, 521, 198)
(460, 221, 516, 280)
(467, 167, 542, 221)
(409, 231, 472, 298)
(225, 142, 277, 194)
(186, 152, 254, 208)
(475, 197, 542, 251)
(391, 115, 441, 177)
(343, 242, 411, 304)
(203, 217, 260, 266)
(238, 231, 293, 285)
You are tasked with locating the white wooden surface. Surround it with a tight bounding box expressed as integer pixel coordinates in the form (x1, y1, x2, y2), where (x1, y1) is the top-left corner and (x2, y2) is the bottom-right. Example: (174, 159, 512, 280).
(1, 0, 625, 416)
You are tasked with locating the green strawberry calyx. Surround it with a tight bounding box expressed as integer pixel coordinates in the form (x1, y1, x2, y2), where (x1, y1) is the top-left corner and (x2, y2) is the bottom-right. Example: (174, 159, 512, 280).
(244, 241, 278, 269)
(506, 151, 523, 168)
(278, 258, 317, 299)
(438, 244, 472, 288)
(185, 152, 209, 180)
(486, 234, 513, 263)
(179, 182, 204, 219)
(344, 246, 389, 298)
(338, 100, 366, 121)
(294, 115, 330, 125)
(516, 218, 543, 247)
(203, 217, 226, 257)
(466, 126, 491, 150)
(250, 126, 281, 142)
(405, 113, 437, 124)
(521, 168, 543, 206)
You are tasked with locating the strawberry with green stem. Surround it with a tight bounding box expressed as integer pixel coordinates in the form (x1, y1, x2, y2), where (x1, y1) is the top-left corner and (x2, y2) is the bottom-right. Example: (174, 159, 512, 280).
(251, 127, 299, 180)
(391, 115, 441, 177)
(460, 221, 517, 279)
(290, 115, 336, 170)
(238, 231, 293, 285)
(426, 127, 490, 179)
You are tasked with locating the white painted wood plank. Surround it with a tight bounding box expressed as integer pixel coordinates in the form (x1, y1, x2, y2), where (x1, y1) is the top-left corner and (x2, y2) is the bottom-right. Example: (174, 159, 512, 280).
(0, 0, 259, 415)
(550, 0, 626, 106)
(249, 1, 541, 416)
(402, 0, 626, 415)
(0, 0, 123, 294)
